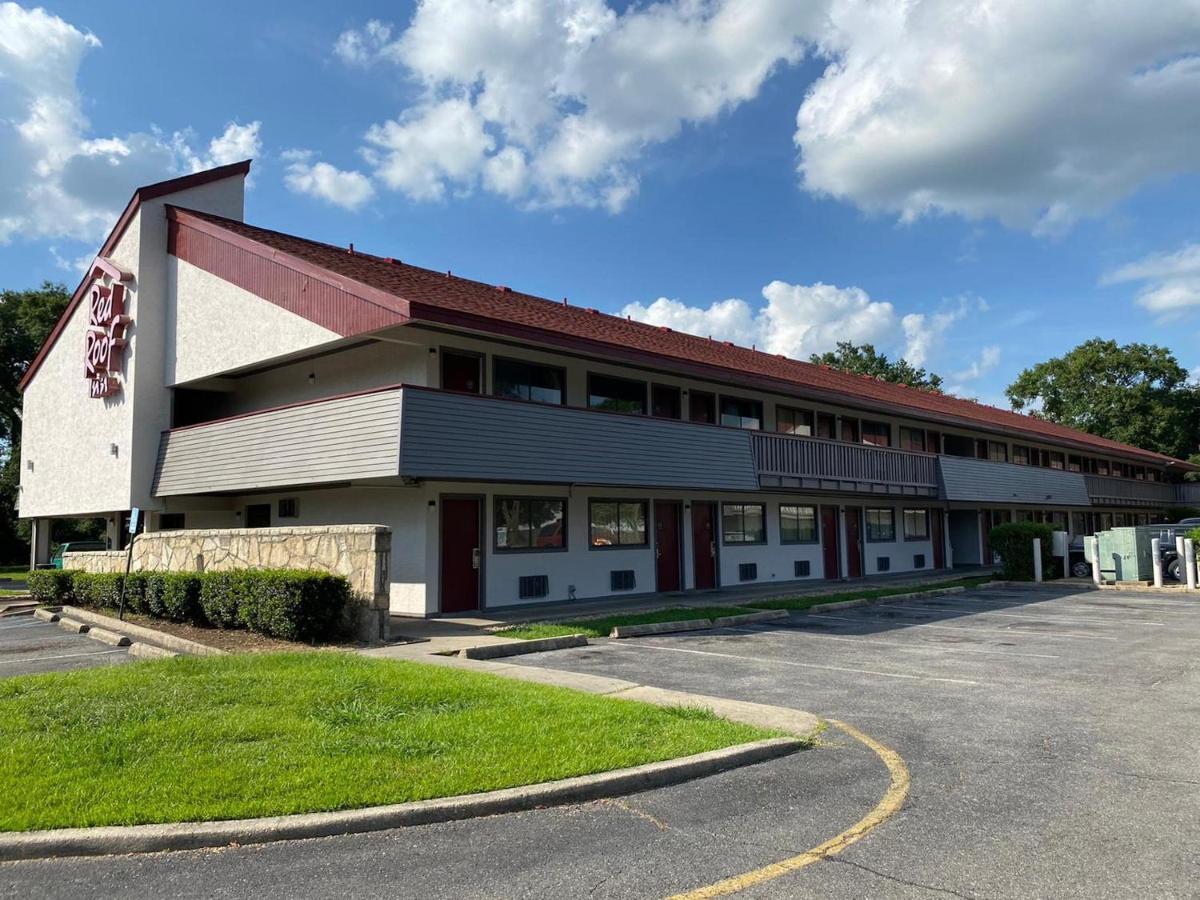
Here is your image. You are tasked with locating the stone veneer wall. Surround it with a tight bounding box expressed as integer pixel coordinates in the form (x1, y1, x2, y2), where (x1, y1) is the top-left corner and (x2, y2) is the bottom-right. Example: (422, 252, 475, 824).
(63, 525, 391, 642)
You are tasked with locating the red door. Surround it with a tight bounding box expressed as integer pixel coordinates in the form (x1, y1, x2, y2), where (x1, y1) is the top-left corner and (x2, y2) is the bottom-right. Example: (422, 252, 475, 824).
(844, 506, 863, 578)
(655, 501, 683, 592)
(691, 502, 717, 590)
(820, 506, 840, 579)
(931, 509, 945, 569)
(440, 498, 481, 612)
(441, 351, 482, 394)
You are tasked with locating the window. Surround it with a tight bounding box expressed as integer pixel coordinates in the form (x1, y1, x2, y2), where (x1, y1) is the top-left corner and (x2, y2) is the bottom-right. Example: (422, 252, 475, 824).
(865, 508, 896, 542)
(1048, 451, 1065, 470)
(493, 358, 565, 405)
(1067, 455, 1082, 473)
(278, 498, 299, 519)
(899, 427, 926, 452)
(1050, 511, 1068, 529)
(441, 349, 482, 394)
(988, 441, 1008, 462)
(494, 498, 566, 551)
(1071, 512, 1088, 536)
(1097, 459, 1109, 476)
(588, 373, 646, 414)
(689, 390, 716, 423)
(840, 418, 860, 443)
(1133, 466, 1146, 481)
(650, 384, 681, 419)
(589, 500, 648, 547)
(719, 395, 763, 430)
(816, 412, 836, 439)
(862, 420, 891, 447)
(159, 513, 185, 530)
(722, 503, 766, 544)
(779, 505, 818, 544)
(990, 509, 1012, 527)
(776, 405, 814, 436)
(943, 434, 975, 458)
(245, 504, 270, 528)
(903, 509, 929, 540)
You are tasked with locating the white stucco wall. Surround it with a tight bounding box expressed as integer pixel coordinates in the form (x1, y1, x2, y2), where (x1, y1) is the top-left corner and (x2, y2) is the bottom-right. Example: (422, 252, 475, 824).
(166, 258, 340, 385)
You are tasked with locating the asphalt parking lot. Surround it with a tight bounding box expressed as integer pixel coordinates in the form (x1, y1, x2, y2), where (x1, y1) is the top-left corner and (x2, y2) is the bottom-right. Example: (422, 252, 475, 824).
(3, 583, 1198, 898)
(0, 615, 131, 677)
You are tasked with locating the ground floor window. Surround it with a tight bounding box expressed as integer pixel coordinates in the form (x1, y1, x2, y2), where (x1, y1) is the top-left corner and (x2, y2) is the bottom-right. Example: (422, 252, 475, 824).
(589, 500, 648, 547)
(494, 498, 566, 550)
(779, 505, 818, 543)
(865, 508, 896, 542)
(722, 503, 766, 544)
(903, 509, 929, 540)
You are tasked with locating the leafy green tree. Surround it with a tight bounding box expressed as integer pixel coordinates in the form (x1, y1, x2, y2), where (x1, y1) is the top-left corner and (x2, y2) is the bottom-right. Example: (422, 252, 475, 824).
(1005, 339, 1200, 462)
(0, 282, 72, 562)
(810, 341, 944, 392)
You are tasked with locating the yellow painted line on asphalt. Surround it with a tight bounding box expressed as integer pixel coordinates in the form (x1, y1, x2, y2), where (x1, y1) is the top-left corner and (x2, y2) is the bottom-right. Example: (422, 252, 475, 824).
(666, 719, 910, 899)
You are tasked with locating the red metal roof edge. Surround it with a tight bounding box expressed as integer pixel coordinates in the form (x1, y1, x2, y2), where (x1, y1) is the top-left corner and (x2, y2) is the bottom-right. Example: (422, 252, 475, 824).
(18, 161, 253, 392)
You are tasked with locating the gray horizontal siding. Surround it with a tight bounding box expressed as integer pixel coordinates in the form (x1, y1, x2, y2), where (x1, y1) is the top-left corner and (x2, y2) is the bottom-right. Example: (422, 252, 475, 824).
(1084, 474, 1178, 507)
(153, 389, 402, 496)
(399, 389, 758, 490)
(938, 456, 1091, 506)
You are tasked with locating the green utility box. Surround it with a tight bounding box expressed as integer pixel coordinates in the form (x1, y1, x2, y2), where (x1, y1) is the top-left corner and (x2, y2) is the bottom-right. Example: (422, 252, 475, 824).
(1093, 527, 1154, 582)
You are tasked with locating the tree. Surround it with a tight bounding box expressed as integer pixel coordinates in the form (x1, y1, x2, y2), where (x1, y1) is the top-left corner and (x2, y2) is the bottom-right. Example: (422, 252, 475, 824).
(810, 341, 944, 392)
(1005, 339, 1200, 462)
(0, 282, 72, 562)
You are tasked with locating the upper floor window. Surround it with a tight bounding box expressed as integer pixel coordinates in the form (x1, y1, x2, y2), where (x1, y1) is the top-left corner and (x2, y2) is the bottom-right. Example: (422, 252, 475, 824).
(840, 417, 860, 443)
(495, 497, 566, 551)
(988, 441, 1008, 463)
(588, 373, 646, 414)
(722, 503, 766, 544)
(899, 427, 926, 452)
(865, 508, 896, 542)
(720, 395, 763, 430)
(1097, 459, 1109, 476)
(1067, 455, 1082, 473)
(779, 505, 818, 543)
(589, 500, 648, 547)
(816, 412, 836, 439)
(776, 405, 814, 436)
(493, 358, 565, 405)
(650, 384, 681, 419)
(1048, 451, 1065, 470)
(862, 420, 891, 447)
(689, 391, 716, 424)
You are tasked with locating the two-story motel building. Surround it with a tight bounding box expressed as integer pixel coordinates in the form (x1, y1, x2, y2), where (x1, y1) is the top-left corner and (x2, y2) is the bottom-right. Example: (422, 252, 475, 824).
(18, 162, 1200, 616)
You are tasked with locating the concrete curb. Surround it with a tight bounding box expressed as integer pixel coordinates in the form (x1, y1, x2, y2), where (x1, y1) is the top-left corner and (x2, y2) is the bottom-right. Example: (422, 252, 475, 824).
(33, 607, 61, 623)
(711, 610, 790, 628)
(60, 607, 226, 657)
(0, 737, 802, 861)
(86, 627, 131, 647)
(610, 618, 712, 638)
(128, 642, 180, 660)
(57, 617, 90, 634)
(459, 634, 588, 659)
(791, 585, 967, 614)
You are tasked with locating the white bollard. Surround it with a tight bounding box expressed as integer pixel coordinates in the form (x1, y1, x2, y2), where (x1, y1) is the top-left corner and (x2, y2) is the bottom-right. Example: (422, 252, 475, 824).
(1152, 538, 1163, 588)
(1187, 539, 1197, 591)
(1091, 536, 1101, 585)
(1176, 535, 1186, 572)
(1033, 537, 1043, 582)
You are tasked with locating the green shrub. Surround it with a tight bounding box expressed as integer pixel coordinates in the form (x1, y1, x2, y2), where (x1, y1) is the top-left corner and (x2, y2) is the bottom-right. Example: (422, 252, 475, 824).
(989, 522, 1055, 581)
(71, 573, 126, 609)
(28, 570, 74, 604)
(159, 573, 203, 623)
(237, 570, 350, 641)
(1188, 527, 1200, 547)
(198, 571, 248, 629)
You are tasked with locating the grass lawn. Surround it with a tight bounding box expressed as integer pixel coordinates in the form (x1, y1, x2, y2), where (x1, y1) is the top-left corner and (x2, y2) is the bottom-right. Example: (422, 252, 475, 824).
(497, 606, 751, 640)
(0, 652, 774, 831)
(739, 576, 993, 611)
(498, 576, 994, 638)
(0, 566, 29, 580)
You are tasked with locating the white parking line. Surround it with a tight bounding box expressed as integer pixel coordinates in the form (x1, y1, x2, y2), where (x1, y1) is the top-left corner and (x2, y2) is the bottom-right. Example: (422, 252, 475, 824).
(954, 594, 1195, 614)
(876, 603, 1166, 627)
(618, 641, 982, 686)
(0, 648, 124, 665)
(0, 620, 46, 631)
(727, 626, 1061, 660)
(804, 612, 1120, 641)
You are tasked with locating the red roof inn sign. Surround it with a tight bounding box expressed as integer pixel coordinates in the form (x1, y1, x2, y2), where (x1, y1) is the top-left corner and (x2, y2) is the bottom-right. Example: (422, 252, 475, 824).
(84, 258, 133, 399)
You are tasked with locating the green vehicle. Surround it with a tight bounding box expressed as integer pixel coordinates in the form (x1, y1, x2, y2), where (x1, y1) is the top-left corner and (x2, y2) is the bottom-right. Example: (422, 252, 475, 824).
(49, 540, 108, 569)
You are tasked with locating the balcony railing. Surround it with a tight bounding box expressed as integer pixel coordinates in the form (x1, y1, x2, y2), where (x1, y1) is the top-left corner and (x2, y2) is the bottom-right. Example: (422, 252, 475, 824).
(753, 432, 939, 497)
(1085, 474, 1178, 507)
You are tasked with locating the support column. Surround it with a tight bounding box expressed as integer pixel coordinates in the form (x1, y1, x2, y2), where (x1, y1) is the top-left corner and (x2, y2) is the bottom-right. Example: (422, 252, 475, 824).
(29, 518, 51, 568)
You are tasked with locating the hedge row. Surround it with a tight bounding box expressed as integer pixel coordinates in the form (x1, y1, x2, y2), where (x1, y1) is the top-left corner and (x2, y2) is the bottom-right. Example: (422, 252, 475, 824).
(28, 569, 349, 642)
(988, 522, 1055, 581)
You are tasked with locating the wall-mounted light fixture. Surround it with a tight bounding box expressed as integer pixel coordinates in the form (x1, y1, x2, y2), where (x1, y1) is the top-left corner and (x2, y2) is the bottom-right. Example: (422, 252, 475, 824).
(307, 372, 316, 384)
(110, 443, 119, 457)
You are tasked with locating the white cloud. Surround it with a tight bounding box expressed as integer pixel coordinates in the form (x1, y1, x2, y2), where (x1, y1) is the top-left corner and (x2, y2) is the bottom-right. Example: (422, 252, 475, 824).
(1103, 242, 1200, 319)
(282, 150, 375, 210)
(621, 280, 964, 364)
(336, 0, 817, 209)
(49, 246, 93, 275)
(795, 1, 1200, 234)
(950, 345, 1002, 384)
(0, 3, 261, 244)
(900, 296, 988, 367)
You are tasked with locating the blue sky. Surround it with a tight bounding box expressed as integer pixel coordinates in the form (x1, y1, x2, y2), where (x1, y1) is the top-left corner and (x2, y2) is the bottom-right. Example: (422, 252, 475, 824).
(3, 0, 1200, 404)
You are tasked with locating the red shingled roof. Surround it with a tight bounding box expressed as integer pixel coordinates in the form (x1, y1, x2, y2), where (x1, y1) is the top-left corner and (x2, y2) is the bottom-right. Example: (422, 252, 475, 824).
(167, 207, 1191, 468)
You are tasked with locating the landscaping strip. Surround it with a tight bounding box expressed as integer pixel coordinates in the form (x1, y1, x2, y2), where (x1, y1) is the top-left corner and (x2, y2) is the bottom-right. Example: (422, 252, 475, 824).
(58, 605, 225, 657)
(498, 606, 756, 641)
(0, 737, 799, 861)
